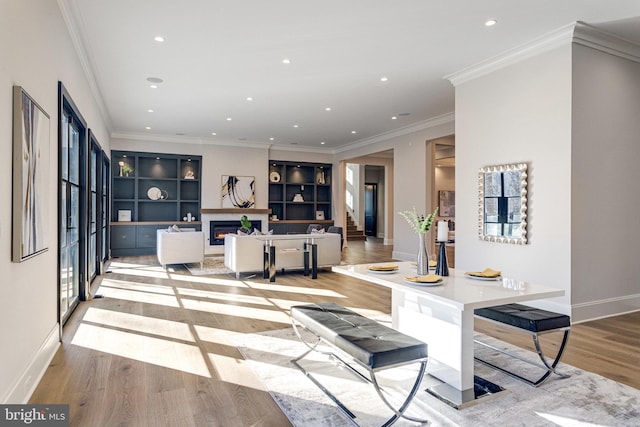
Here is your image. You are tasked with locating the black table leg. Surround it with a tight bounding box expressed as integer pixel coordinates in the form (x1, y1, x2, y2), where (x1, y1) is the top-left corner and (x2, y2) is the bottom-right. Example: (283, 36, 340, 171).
(311, 243, 318, 279)
(269, 244, 276, 282)
(303, 242, 310, 276)
(263, 244, 269, 279)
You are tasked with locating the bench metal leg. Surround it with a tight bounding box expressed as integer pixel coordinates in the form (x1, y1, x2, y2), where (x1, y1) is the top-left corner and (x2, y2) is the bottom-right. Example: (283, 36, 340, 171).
(291, 319, 428, 426)
(474, 328, 571, 387)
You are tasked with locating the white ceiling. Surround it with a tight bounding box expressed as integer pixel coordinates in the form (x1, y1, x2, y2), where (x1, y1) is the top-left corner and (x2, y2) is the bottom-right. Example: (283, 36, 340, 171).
(61, 0, 640, 151)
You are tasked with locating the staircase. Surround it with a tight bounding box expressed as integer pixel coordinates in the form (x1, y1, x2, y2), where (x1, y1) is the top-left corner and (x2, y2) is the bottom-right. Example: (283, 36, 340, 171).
(346, 212, 367, 241)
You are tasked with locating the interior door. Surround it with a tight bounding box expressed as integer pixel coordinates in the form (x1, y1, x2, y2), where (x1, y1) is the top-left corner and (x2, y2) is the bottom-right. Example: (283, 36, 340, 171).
(364, 183, 377, 236)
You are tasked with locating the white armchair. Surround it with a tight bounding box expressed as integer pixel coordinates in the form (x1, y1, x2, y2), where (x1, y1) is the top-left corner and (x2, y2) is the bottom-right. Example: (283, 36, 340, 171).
(157, 229, 205, 269)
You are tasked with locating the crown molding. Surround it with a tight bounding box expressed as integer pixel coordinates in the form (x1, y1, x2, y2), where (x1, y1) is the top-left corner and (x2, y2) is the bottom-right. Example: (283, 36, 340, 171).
(332, 112, 455, 154)
(57, 0, 113, 131)
(446, 21, 640, 87)
(572, 21, 640, 63)
(445, 23, 576, 86)
(111, 131, 275, 149)
(111, 131, 334, 154)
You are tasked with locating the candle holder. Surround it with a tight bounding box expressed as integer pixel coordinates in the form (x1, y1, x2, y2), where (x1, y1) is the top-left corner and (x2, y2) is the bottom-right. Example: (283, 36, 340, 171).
(436, 240, 449, 276)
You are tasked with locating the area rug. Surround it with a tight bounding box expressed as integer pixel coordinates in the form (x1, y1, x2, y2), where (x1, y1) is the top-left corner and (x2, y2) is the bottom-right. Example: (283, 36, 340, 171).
(185, 256, 233, 275)
(235, 326, 639, 427)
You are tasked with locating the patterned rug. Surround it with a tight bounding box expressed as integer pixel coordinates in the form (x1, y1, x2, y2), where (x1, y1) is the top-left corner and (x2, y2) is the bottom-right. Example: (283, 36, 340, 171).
(236, 325, 640, 427)
(185, 256, 233, 275)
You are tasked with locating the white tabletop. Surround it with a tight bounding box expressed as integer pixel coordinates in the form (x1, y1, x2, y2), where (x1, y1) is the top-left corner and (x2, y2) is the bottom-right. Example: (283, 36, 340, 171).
(332, 262, 564, 311)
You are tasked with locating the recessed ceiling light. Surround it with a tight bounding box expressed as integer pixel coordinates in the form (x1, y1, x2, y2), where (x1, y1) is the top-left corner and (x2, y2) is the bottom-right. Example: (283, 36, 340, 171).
(351, 130, 357, 134)
(246, 97, 253, 101)
(282, 58, 291, 64)
(154, 36, 165, 42)
(211, 132, 217, 136)
(380, 77, 389, 82)
(485, 19, 497, 26)
(391, 116, 397, 120)
(320, 141, 326, 145)
(145, 126, 151, 130)
(293, 124, 299, 128)
(269, 137, 274, 141)
(146, 77, 163, 83)
(325, 107, 332, 111)
(226, 117, 232, 121)
(149, 84, 158, 89)
(147, 109, 154, 113)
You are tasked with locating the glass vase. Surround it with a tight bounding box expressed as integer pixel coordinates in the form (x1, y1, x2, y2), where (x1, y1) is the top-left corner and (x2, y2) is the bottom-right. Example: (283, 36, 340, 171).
(416, 233, 429, 275)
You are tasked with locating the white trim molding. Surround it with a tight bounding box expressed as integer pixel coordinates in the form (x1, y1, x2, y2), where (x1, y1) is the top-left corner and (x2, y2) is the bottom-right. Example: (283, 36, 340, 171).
(571, 293, 640, 324)
(572, 21, 640, 64)
(445, 23, 575, 86)
(2, 324, 60, 404)
(446, 21, 640, 87)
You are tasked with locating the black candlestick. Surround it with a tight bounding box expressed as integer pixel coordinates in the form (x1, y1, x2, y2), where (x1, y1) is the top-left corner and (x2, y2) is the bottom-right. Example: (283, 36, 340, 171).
(436, 241, 449, 276)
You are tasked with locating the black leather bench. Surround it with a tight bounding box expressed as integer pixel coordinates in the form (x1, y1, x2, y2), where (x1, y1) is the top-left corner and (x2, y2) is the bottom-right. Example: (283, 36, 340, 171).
(290, 302, 428, 426)
(474, 303, 571, 387)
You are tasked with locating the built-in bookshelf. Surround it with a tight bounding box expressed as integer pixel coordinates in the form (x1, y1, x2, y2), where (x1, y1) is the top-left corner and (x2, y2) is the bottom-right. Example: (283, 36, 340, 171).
(110, 150, 202, 256)
(268, 160, 333, 233)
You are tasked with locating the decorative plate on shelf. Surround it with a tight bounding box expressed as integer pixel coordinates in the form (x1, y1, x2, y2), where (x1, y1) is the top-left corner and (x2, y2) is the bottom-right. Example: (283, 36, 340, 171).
(147, 187, 162, 200)
(269, 171, 281, 182)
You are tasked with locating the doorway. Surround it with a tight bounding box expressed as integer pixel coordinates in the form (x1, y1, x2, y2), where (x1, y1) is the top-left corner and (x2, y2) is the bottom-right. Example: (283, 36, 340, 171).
(364, 183, 377, 236)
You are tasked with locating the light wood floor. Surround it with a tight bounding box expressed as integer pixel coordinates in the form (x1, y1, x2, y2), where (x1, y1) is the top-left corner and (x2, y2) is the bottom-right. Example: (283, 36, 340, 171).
(30, 239, 639, 426)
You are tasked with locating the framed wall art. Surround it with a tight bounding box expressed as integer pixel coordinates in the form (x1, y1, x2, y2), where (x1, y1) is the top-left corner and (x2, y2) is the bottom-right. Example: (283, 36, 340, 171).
(439, 190, 455, 217)
(221, 175, 255, 208)
(12, 86, 50, 262)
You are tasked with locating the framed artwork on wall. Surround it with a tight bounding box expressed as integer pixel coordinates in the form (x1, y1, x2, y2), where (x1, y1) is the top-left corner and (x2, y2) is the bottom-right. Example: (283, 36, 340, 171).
(439, 190, 455, 217)
(12, 86, 51, 262)
(221, 175, 255, 208)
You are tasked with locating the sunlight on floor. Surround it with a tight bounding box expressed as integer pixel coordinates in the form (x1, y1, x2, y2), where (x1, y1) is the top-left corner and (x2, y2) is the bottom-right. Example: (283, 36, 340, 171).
(181, 298, 291, 324)
(208, 353, 267, 391)
(83, 307, 196, 342)
(536, 412, 606, 426)
(177, 287, 272, 306)
(98, 281, 181, 308)
(168, 273, 250, 288)
(71, 323, 210, 377)
(99, 278, 177, 295)
(243, 280, 346, 297)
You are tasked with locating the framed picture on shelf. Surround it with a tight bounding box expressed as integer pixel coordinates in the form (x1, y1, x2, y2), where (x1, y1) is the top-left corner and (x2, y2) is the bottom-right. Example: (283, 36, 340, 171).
(12, 86, 50, 262)
(118, 210, 132, 222)
(315, 211, 325, 220)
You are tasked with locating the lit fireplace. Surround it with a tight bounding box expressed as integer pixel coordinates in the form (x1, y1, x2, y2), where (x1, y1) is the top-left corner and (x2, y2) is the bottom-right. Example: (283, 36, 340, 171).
(209, 220, 261, 245)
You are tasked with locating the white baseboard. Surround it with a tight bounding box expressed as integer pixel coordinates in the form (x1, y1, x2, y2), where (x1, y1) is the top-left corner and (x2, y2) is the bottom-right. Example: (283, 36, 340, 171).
(571, 293, 640, 323)
(2, 324, 60, 404)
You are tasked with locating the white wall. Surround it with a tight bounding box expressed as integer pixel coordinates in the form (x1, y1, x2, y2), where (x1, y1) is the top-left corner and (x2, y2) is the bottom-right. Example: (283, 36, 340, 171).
(0, 0, 110, 403)
(111, 138, 270, 210)
(454, 45, 573, 315)
(571, 43, 640, 319)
